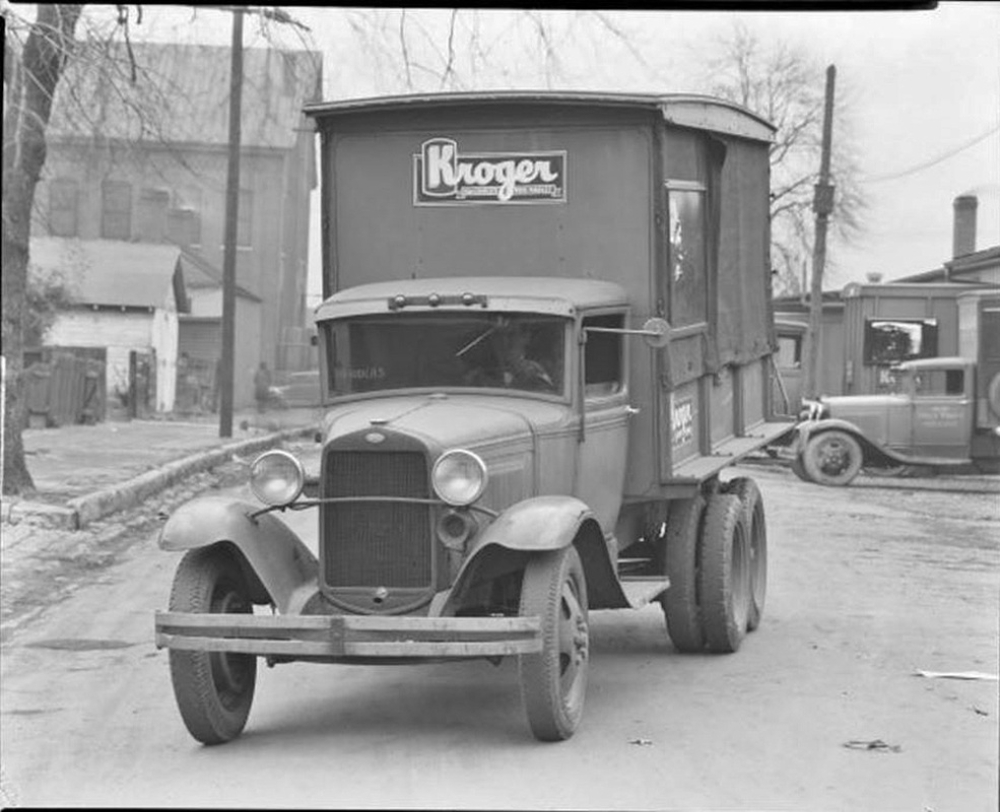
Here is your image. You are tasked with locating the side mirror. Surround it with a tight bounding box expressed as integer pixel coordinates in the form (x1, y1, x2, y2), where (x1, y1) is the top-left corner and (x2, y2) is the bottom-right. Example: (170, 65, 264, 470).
(641, 318, 671, 349)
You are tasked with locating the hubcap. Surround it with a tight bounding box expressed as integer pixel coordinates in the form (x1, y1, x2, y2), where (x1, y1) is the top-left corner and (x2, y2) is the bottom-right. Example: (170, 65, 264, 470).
(818, 438, 851, 475)
(557, 578, 588, 705)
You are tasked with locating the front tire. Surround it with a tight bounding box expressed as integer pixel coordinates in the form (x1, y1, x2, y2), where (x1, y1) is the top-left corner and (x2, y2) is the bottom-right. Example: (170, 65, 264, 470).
(168, 548, 257, 745)
(802, 430, 863, 486)
(518, 546, 589, 741)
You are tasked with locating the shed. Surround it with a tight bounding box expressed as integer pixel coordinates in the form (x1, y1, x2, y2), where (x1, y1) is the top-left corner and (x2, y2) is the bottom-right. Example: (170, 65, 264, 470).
(30, 236, 188, 412)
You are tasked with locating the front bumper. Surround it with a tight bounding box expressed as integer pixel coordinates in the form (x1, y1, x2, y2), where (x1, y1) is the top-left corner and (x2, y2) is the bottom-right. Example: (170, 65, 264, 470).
(154, 611, 542, 659)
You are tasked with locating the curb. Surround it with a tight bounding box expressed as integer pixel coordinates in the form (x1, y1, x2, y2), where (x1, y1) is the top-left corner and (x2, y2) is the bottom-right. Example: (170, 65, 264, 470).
(5, 425, 318, 531)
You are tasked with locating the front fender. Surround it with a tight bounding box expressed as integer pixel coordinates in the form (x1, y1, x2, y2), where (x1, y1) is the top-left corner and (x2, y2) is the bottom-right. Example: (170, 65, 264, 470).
(159, 496, 319, 615)
(794, 418, 918, 468)
(442, 495, 630, 614)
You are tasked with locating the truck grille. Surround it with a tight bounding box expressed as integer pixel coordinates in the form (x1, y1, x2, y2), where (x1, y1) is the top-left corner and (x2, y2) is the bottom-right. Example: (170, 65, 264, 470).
(322, 450, 432, 589)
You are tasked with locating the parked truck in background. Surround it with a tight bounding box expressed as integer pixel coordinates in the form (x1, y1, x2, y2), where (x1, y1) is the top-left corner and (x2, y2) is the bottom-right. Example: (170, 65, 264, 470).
(792, 288, 1000, 485)
(154, 91, 794, 744)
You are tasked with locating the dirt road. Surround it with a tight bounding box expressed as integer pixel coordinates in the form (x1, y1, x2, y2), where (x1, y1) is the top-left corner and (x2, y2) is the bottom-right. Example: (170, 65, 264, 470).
(1, 461, 997, 810)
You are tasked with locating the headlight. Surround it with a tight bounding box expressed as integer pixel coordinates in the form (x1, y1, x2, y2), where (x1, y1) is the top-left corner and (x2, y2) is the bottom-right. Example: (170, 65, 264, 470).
(249, 450, 305, 506)
(432, 449, 488, 506)
(800, 399, 827, 421)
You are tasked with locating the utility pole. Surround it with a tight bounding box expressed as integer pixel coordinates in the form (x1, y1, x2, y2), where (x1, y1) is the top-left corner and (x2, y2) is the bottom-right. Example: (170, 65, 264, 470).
(218, 7, 244, 438)
(804, 64, 836, 400)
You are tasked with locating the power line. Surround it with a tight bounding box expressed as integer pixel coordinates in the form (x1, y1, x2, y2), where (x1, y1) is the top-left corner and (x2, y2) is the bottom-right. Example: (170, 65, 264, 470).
(862, 124, 1000, 183)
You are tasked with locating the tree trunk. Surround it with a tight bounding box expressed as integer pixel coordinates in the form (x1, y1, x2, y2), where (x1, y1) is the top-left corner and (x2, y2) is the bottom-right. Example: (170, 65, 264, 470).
(2, 4, 84, 495)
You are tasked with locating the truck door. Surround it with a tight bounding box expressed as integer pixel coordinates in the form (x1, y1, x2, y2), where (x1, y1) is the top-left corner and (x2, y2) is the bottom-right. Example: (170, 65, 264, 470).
(911, 367, 973, 460)
(658, 181, 709, 480)
(574, 314, 631, 533)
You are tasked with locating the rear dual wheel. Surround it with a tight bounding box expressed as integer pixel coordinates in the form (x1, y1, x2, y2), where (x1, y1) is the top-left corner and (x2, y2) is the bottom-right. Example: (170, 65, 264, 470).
(661, 487, 757, 653)
(699, 493, 752, 652)
(723, 478, 767, 632)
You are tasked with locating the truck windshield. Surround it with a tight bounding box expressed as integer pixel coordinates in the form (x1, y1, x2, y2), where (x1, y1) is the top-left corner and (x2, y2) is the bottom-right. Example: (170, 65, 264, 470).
(323, 312, 567, 397)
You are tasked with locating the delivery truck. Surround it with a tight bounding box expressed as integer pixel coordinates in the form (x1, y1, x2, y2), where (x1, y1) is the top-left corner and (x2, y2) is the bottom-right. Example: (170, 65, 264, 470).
(154, 91, 794, 744)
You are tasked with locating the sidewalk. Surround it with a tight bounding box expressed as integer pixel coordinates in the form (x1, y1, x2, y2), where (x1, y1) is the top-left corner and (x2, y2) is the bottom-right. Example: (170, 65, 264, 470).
(1, 407, 322, 530)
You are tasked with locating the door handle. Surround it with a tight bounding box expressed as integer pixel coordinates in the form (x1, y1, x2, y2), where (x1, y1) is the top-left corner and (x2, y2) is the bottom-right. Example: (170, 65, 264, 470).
(625, 405, 640, 416)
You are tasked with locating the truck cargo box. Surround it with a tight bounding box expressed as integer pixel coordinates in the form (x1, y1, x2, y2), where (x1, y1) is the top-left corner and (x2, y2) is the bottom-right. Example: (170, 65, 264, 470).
(305, 91, 788, 497)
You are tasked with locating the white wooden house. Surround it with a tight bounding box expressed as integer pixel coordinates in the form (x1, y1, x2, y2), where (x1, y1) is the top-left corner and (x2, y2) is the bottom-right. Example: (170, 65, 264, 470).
(31, 237, 188, 412)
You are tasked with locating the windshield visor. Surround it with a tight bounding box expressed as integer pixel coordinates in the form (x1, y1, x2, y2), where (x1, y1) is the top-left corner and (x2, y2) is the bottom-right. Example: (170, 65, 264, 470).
(322, 312, 567, 397)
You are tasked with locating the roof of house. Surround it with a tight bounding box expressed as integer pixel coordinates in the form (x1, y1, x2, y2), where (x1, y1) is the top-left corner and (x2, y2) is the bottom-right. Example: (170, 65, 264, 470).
(48, 42, 322, 150)
(178, 247, 261, 302)
(29, 237, 185, 310)
(892, 245, 1000, 283)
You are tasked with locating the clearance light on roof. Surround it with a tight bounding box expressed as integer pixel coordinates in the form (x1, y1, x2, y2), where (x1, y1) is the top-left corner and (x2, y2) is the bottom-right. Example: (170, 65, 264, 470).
(387, 293, 488, 311)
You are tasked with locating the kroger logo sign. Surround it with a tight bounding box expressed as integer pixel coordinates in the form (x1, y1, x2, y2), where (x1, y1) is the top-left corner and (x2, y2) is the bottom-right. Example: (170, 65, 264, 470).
(414, 137, 566, 206)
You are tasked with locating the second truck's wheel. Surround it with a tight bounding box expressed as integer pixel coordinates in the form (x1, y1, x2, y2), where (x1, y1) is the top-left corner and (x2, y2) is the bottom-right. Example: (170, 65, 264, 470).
(168, 547, 257, 745)
(698, 493, 751, 653)
(518, 546, 589, 742)
(660, 494, 707, 652)
(802, 430, 863, 486)
(723, 478, 767, 632)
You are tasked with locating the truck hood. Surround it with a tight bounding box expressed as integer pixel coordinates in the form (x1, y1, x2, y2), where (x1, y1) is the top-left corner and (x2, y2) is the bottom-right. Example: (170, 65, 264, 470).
(819, 394, 909, 446)
(320, 393, 570, 451)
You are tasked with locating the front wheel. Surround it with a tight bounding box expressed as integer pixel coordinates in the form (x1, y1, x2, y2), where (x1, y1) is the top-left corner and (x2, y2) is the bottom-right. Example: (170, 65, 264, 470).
(802, 430, 863, 486)
(168, 548, 257, 745)
(518, 546, 589, 741)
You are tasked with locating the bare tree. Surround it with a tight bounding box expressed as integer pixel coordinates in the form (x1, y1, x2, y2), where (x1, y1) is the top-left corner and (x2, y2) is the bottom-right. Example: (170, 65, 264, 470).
(700, 22, 868, 297)
(3, 4, 86, 494)
(2, 3, 318, 494)
(339, 9, 651, 94)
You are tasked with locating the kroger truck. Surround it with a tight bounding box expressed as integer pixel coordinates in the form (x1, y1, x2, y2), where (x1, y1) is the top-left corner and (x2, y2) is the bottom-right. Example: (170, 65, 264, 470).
(154, 91, 793, 744)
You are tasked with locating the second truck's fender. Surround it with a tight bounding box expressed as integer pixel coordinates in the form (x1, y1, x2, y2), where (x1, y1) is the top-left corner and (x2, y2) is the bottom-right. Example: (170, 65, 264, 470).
(794, 418, 960, 467)
(442, 495, 632, 614)
(159, 495, 319, 614)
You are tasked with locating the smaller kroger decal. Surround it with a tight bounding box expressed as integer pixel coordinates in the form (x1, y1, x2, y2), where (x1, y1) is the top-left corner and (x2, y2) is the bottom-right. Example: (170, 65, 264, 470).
(414, 137, 566, 205)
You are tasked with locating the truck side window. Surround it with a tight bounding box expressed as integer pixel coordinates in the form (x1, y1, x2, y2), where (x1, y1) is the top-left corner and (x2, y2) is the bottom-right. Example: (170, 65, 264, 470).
(945, 369, 964, 395)
(667, 188, 707, 329)
(583, 314, 623, 396)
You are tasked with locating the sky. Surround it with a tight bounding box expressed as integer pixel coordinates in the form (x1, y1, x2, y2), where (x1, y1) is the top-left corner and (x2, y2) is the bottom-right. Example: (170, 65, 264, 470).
(21, 3, 999, 302)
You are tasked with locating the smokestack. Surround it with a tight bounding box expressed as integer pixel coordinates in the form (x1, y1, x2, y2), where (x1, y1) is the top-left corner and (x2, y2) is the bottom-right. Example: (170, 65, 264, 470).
(952, 195, 977, 258)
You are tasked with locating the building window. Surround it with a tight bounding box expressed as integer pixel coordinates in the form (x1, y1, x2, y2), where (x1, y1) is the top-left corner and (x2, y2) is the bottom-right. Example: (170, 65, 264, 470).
(101, 180, 132, 240)
(863, 318, 939, 365)
(237, 188, 253, 247)
(667, 187, 707, 329)
(169, 186, 202, 246)
(49, 178, 79, 237)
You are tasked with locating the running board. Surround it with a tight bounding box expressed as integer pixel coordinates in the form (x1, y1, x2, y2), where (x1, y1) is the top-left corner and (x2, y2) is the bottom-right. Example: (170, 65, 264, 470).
(618, 578, 670, 609)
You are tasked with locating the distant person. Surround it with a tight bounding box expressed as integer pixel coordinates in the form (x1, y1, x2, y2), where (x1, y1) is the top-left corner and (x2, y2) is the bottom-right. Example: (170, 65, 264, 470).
(254, 362, 272, 412)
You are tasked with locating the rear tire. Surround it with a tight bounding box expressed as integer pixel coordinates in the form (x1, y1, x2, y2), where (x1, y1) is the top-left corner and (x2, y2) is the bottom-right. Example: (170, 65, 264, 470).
(698, 493, 751, 653)
(723, 478, 767, 632)
(518, 546, 589, 742)
(660, 495, 707, 652)
(168, 548, 257, 745)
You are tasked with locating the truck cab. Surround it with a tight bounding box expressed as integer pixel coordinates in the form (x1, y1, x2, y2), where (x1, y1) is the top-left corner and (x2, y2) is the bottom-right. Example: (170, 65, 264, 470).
(794, 356, 1000, 485)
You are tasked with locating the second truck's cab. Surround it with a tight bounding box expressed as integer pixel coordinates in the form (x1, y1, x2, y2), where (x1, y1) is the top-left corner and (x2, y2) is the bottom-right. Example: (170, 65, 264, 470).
(794, 356, 1000, 485)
